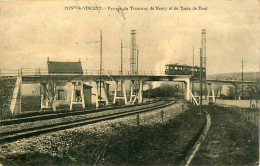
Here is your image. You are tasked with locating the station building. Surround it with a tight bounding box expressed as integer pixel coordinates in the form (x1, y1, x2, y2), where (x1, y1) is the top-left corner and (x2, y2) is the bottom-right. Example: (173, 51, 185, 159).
(41, 60, 93, 111)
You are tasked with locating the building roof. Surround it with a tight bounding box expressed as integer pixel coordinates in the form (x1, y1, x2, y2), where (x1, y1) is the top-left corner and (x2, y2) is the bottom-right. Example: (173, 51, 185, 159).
(47, 61, 83, 74)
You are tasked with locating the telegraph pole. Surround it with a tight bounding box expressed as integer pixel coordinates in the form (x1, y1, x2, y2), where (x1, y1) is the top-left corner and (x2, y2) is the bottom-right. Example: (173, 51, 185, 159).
(192, 45, 195, 95)
(121, 40, 123, 75)
(241, 59, 244, 99)
(192, 45, 195, 76)
(130, 30, 137, 75)
(120, 40, 123, 96)
(200, 48, 203, 113)
(99, 30, 102, 105)
(201, 29, 207, 99)
(137, 45, 139, 74)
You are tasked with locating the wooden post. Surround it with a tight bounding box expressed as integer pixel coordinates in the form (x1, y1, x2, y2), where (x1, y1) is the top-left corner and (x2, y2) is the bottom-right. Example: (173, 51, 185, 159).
(137, 113, 140, 126)
(81, 83, 85, 109)
(70, 83, 75, 111)
(161, 111, 164, 122)
(113, 81, 118, 104)
(20, 69, 22, 115)
(138, 81, 143, 103)
(122, 81, 128, 105)
(96, 81, 99, 108)
(130, 80, 134, 104)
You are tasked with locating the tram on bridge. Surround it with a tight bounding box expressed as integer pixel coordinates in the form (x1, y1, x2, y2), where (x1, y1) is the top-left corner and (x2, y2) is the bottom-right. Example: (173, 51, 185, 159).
(165, 64, 206, 77)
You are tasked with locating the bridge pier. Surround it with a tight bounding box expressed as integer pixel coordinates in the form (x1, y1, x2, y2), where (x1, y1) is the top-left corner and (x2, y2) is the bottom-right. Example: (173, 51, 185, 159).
(95, 81, 109, 108)
(207, 83, 216, 103)
(138, 81, 143, 103)
(113, 80, 128, 105)
(129, 80, 144, 104)
(10, 75, 22, 116)
(185, 78, 191, 102)
(40, 83, 48, 110)
(70, 82, 85, 111)
(129, 80, 137, 104)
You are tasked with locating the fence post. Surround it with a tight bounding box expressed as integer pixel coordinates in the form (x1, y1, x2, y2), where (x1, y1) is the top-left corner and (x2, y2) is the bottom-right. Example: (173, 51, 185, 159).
(137, 113, 140, 126)
(161, 111, 164, 122)
(253, 113, 255, 125)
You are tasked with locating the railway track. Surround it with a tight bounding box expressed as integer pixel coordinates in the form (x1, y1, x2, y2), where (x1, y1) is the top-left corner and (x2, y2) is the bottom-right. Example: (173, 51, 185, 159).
(0, 99, 161, 126)
(0, 100, 176, 144)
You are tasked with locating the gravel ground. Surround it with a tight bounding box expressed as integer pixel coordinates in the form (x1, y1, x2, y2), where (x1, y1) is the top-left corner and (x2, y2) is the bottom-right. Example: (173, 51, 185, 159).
(0, 100, 186, 165)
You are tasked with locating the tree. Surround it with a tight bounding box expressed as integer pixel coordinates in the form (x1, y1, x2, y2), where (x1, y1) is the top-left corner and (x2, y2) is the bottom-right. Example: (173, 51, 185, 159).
(246, 85, 254, 108)
(246, 82, 260, 109)
(227, 84, 242, 100)
(33, 79, 63, 111)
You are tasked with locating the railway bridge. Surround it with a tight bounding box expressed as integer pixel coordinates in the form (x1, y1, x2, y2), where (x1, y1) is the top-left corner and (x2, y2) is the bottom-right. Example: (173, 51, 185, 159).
(1, 67, 255, 117)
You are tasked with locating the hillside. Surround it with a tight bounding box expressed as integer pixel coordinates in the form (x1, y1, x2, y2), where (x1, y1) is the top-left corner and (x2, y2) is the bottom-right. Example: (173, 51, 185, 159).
(207, 72, 260, 81)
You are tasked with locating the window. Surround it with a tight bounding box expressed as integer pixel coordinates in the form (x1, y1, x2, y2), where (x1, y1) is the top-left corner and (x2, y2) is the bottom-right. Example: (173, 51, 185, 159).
(57, 89, 66, 100)
(175, 67, 178, 70)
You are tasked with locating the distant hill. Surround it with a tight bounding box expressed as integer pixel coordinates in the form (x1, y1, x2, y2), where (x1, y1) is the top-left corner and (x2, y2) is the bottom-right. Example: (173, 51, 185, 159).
(208, 72, 260, 81)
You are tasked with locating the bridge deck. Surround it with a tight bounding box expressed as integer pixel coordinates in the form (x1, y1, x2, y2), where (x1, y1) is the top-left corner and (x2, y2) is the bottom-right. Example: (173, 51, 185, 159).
(0, 69, 255, 84)
(20, 74, 192, 84)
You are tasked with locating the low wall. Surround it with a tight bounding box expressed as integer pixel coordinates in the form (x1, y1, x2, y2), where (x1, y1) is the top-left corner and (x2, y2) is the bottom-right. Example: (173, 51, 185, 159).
(215, 99, 260, 108)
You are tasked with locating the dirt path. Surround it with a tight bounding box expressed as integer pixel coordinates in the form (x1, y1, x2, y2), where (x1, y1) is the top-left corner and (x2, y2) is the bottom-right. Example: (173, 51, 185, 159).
(190, 105, 259, 166)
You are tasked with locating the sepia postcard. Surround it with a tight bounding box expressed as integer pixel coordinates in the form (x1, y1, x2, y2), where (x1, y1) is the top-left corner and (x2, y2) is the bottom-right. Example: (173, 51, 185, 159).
(0, 0, 259, 165)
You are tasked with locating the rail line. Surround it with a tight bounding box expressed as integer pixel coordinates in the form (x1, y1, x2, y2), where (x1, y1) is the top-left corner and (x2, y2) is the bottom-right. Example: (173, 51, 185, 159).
(0, 99, 161, 126)
(0, 100, 176, 144)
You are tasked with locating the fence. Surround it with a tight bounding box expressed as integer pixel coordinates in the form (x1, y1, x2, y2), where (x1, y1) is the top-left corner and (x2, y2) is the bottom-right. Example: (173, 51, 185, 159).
(0, 68, 167, 77)
(232, 106, 259, 127)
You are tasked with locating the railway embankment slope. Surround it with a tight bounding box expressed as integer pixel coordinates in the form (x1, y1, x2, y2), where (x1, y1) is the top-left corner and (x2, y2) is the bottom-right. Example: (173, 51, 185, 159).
(191, 105, 259, 166)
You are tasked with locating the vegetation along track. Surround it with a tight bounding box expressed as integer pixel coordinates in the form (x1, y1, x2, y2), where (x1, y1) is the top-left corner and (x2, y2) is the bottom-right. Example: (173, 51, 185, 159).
(184, 110, 211, 166)
(0, 99, 161, 126)
(0, 100, 176, 144)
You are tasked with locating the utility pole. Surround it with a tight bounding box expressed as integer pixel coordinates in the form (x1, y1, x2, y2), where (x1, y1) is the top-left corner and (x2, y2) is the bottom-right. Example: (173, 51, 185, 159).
(120, 40, 123, 96)
(200, 48, 203, 113)
(130, 30, 138, 100)
(192, 45, 195, 76)
(192, 45, 195, 95)
(241, 59, 244, 99)
(137, 45, 139, 74)
(120, 40, 123, 75)
(149, 81, 151, 102)
(130, 30, 137, 75)
(182, 82, 183, 99)
(201, 29, 207, 99)
(99, 30, 102, 105)
(81, 32, 103, 107)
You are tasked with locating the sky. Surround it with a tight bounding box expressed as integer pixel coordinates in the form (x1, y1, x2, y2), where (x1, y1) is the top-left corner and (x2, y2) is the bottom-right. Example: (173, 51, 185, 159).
(0, 0, 259, 75)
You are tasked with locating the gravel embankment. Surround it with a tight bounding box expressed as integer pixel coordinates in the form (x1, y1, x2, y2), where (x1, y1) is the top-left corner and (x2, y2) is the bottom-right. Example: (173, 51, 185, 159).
(0, 101, 187, 165)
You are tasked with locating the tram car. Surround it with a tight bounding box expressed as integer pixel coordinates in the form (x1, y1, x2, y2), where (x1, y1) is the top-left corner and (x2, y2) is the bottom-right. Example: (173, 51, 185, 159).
(165, 64, 206, 77)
